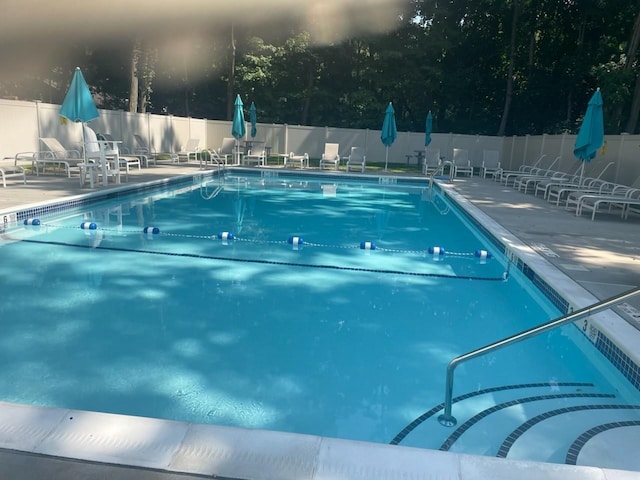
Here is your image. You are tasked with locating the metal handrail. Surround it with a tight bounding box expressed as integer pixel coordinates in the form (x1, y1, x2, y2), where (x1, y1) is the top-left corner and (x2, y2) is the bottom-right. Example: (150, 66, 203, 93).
(437, 287, 640, 426)
(429, 161, 454, 190)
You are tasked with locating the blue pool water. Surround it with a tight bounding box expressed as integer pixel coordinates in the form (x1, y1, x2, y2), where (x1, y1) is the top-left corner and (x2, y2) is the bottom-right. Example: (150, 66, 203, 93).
(0, 173, 634, 448)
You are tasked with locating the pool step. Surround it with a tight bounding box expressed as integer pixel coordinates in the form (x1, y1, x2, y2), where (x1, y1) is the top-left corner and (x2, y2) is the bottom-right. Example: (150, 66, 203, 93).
(392, 381, 640, 466)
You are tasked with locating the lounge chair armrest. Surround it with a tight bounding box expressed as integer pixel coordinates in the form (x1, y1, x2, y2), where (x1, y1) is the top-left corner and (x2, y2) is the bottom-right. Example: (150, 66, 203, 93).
(14, 152, 36, 165)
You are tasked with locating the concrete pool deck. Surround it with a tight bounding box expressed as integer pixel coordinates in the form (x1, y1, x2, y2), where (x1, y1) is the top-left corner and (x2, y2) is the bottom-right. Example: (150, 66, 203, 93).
(1, 163, 639, 479)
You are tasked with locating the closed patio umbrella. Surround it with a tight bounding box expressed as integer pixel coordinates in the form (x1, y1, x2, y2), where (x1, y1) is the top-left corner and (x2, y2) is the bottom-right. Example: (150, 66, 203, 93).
(573, 88, 604, 185)
(59, 67, 99, 124)
(381, 102, 397, 172)
(59, 67, 102, 183)
(232, 94, 246, 165)
(250, 102, 257, 139)
(424, 111, 433, 169)
(425, 111, 433, 147)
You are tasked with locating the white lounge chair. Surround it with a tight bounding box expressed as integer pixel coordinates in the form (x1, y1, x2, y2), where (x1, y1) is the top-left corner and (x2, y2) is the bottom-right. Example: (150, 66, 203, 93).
(545, 178, 613, 206)
(574, 188, 640, 220)
(0, 157, 26, 187)
(496, 154, 548, 185)
(319, 143, 340, 170)
(133, 134, 179, 163)
(452, 148, 473, 177)
(177, 138, 200, 163)
(507, 156, 562, 189)
(481, 150, 500, 179)
(36, 137, 84, 177)
(219, 137, 237, 164)
(82, 125, 123, 187)
(96, 133, 143, 172)
(423, 148, 441, 175)
(345, 147, 366, 172)
(241, 146, 266, 166)
(100, 133, 151, 167)
(285, 152, 309, 169)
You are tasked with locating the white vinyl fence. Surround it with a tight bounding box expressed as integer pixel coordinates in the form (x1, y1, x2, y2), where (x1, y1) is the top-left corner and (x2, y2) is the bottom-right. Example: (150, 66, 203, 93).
(1, 98, 638, 185)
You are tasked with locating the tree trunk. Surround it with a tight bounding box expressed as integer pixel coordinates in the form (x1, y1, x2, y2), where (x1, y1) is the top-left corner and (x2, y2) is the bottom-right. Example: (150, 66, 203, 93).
(226, 23, 236, 121)
(625, 74, 640, 133)
(497, 0, 519, 136)
(139, 47, 157, 113)
(623, 11, 640, 133)
(128, 37, 141, 113)
(300, 57, 315, 125)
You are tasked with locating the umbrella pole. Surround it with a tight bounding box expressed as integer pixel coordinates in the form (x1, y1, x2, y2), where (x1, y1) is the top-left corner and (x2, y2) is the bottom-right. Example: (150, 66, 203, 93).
(385, 147, 389, 172)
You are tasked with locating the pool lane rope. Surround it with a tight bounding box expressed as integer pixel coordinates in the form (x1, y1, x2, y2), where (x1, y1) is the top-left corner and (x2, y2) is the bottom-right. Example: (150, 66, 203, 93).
(20, 221, 508, 281)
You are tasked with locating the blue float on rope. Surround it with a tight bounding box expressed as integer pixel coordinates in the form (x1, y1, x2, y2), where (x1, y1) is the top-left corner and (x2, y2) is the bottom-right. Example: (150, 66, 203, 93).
(474, 249, 492, 259)
(23, 218, 40, 226)
(143, 226, 160, 234)
(288, 236, 304, 246)
(428, 246, 445, 256)
(80, 222, 97, 230)
(217, 232, 234, 241)
(360, 241, 376, 250)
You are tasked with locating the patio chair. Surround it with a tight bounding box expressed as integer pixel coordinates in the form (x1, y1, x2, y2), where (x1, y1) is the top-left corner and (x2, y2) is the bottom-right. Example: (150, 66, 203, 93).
(0, 157, 26, 187)
(177, 138, 200, 163)
(284, 152, 309, 169)
(345, 147, 366, 172)
(452, 148, 473, 177)
(82, 125, 123, 187)
(36, 137, 84, 177)
(423, 148, 441, 175)
(100, 133, 151, 167)
(512, 157, 568, 193)
(219, 137, 237, 164)
(319, 143, 340, 170)
(96, 133, 143, 173)
(535, 161, 615, 200)
(546, 179, 616, 206)
(575, 188, 640, 220)
(133, 134, 179, 163)
(241, 146, 266, 166)
(481, 150, 501, 179)
(495, 154, 547, 185)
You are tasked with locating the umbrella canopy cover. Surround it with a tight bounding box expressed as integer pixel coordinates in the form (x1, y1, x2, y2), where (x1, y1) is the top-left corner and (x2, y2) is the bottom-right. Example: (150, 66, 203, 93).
(425, 111, 433, 147)
(232, 95, 247, 140)
(59, 67, 99, 123)
(573, 88, 604, 162)
(249, 102, 257, 139)
(381, 102, 397, 147)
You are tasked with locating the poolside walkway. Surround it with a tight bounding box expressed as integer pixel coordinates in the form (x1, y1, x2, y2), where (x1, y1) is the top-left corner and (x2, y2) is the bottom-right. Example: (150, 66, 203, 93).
(449, 175, 640, 321)
(1, 164, 640, 479)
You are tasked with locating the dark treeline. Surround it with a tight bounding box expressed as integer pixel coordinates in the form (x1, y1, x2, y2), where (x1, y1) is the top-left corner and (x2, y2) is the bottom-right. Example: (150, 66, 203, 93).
(3, 0, 640, 136)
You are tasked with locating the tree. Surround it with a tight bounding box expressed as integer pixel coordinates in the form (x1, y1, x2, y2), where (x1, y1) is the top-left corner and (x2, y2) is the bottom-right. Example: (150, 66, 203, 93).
(624, 9, 640, 133)
(497, 0, 520, 136)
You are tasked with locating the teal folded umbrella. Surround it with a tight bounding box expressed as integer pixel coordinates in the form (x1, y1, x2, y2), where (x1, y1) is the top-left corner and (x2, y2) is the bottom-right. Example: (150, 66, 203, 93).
(425, 111, 433, 147)
(573, 88, 604, 184)
(59, 67, 99, 123)
(232, 95, 246, 164)
(381, 102, 397, 171)
(250, 102, 257, 139)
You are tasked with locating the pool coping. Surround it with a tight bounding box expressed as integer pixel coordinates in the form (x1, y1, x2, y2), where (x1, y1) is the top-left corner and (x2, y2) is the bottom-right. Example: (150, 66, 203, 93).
(1, 168, 639, 479)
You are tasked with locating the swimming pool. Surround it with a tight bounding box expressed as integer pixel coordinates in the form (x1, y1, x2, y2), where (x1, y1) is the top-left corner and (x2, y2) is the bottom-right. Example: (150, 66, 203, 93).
(1, 170, 638, 465)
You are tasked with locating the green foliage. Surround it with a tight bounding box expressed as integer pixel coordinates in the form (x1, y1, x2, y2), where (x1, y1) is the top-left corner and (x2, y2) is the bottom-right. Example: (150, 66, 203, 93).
(5, 0, 640, 135)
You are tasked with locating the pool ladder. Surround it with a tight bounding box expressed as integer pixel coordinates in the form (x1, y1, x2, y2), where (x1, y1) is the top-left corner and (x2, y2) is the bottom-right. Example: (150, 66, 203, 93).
(429, 161, 454, 190)
(199, 149, 224, 177)
(438, 287, 640, 427)
(422, 188, 450, 215)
